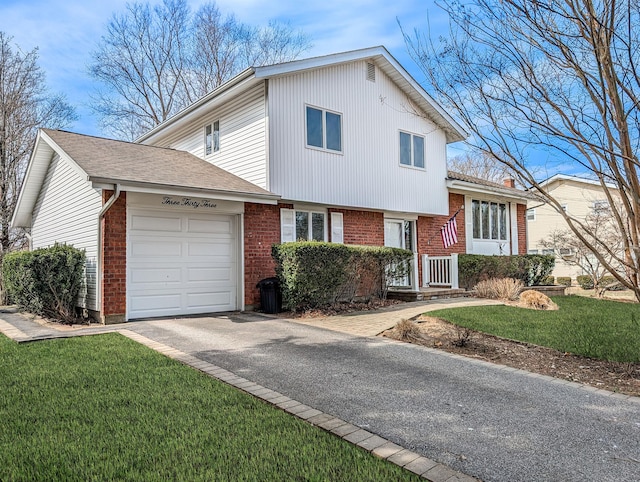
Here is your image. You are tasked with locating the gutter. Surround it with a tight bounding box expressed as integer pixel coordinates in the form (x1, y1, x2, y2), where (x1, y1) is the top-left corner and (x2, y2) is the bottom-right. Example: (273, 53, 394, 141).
(96, 185, 121, 322)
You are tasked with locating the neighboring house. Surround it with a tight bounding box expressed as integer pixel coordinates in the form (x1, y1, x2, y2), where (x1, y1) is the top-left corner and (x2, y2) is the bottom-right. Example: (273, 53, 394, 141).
(526, 174, 618, 280)
(13, 46, 531, 323)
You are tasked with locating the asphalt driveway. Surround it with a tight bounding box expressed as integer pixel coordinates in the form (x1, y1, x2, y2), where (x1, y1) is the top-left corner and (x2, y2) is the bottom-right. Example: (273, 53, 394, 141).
(122, 313, 640, 482)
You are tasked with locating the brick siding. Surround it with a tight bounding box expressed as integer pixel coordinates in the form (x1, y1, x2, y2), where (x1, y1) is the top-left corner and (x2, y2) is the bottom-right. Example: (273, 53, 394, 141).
(517, 203, 527, 254)
(101, 190, 126, 322)
(328, 208, 384, 245)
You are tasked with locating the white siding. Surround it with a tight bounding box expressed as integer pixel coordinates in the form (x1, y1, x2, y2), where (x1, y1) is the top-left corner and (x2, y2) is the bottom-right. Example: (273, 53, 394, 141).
(31, 154, 102, 310)
(268, 60, 449, 215)
(154, 83, 268, 189)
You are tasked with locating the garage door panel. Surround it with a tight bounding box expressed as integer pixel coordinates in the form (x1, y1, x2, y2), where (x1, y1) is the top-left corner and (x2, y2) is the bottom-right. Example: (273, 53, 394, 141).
(131, 267, 182, 284)
(186, 291, 233, 309)
(187, 241, 233, 257)
(187, 267, 232, 282)
(128, 208, 237, 319)
(131, 239, 182, 257)
(187, 218, 232, 234)
(131, 214, 182, 232)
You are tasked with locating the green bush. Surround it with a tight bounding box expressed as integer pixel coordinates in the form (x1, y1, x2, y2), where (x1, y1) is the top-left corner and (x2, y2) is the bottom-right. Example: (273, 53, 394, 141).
(540, 276, 556, 286)
(556, 277, 572, 287)
(577, 275, 594, 289)
(458, 254, 555, 289)
(601, 276, 625, 291)
(271, 242, 412, 311)
(2, 244, 85, 321)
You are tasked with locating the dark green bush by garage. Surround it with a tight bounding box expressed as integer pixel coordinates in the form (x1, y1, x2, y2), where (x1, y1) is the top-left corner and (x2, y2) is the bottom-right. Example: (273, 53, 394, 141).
(2, 244, 85, 321)
(458, 254, 555, 290)
(271, 242, 412, 311)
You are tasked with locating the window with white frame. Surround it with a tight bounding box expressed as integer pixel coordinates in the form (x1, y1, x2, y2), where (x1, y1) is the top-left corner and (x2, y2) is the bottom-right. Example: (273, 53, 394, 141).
(526, 208, 536, 221)
(542, 248, 554, 255)
(592, 199, 609, 213)
(472, 200, 508, 240)
(205, 120, 220, 155)
(281, 208, 328, 242)
(306, 106, 342, 152)
(528, 249, 539, 254)
(399, 131, 425, 168)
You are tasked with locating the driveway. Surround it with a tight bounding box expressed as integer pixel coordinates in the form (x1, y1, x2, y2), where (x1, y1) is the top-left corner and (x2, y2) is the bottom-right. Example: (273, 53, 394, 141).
(2, 308, 639, 481)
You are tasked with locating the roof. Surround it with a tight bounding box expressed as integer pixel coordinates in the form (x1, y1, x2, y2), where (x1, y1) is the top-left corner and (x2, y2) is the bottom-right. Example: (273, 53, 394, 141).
(12, 129, 279, 227)
(537, 173, 618, 190)
(137, 46, 468, 145)
(446, 170, 537, 201)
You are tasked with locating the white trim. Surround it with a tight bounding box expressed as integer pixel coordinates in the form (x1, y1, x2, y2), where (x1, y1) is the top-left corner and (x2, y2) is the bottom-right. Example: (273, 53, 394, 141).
(330, 212, 344, 244)
(464, 196, 473, 253)
(238, 213, 245, 311)
(538, 174, 618, 190)
(510, 202, 519, 255)
(305, 104, 343, 153)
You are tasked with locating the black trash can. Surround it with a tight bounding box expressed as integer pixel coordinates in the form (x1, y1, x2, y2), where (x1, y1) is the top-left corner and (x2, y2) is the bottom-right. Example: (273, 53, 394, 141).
(256, 277, 282, 314)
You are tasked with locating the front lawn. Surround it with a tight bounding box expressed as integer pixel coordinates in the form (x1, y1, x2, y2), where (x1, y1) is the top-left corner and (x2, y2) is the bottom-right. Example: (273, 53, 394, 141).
(427, 296, 640, 363)
(0, 333, 419, 481)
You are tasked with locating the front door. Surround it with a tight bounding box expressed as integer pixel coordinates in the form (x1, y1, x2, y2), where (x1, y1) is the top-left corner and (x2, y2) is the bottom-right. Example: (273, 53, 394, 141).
(384, 220, 414, 287)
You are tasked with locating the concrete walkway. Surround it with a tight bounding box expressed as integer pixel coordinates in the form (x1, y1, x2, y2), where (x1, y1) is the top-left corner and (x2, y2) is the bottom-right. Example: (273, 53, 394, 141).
(288, 298, 504, 337)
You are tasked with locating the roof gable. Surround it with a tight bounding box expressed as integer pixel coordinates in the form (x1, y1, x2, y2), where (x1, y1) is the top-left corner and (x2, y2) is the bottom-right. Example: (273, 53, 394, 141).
(12, 129, 278, 227)
(138, 46, 467, 145)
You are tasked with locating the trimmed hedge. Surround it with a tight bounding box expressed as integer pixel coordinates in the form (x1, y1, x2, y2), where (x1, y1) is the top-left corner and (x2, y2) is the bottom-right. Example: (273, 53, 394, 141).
(556, 277, 572, 287)
(458, 254, 555, 290)
(540, 276, 556, 286)
(2, 244, 85, 321)
(271, 242, 413, 311)
(577, 275, 594, 289)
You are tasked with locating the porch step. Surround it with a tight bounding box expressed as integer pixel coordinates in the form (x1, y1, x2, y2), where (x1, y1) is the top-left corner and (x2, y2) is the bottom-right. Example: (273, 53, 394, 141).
(387, 288, 469, 302)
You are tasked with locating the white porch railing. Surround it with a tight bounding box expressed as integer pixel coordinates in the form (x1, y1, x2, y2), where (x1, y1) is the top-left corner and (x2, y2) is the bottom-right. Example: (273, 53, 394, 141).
(422, 253, 459, 289)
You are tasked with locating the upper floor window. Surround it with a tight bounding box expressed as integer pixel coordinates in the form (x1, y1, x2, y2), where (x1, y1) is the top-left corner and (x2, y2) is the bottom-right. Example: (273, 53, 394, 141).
(306, 106, 342, 152)
(592, 199, 609, 213)
(205, 120, 220, 155)
(472, 199, 508, 241)
(399, 131, 425, 168)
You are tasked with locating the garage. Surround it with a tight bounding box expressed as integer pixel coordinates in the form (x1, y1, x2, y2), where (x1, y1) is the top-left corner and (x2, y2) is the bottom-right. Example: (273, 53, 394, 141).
(127, 206, 239, 319)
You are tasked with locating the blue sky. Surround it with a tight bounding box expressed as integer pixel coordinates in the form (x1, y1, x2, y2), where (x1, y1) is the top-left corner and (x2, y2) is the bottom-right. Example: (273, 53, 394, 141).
(0, 0, 581, 177)
(0, 0, 447, 135)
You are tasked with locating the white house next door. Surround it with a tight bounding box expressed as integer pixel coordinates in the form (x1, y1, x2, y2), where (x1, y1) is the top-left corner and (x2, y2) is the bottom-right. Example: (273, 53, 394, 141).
(127, 208, 238, 319)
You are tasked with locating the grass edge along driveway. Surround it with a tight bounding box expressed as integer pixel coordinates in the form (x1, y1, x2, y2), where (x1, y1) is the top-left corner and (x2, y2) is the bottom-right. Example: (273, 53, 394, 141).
(0, 333, 420, 481)
(427, 295, 640, 363)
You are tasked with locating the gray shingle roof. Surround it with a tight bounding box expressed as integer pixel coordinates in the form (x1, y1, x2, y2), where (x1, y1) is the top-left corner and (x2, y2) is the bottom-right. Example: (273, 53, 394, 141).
(42, 129, 275, 198)
(447, 170, 537, 200)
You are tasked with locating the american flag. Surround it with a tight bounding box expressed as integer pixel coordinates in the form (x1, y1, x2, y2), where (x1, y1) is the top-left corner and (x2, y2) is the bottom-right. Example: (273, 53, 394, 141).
(441, 214, 458, 249)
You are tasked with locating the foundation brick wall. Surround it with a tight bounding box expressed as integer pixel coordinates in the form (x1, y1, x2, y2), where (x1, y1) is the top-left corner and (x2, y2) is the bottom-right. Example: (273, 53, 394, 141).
(101, 190, 126, 323)
(416, 193, 466, 283)
(244, 202, 292, 307)
(328, 208, 384, 245)
(517, 203, 527, 254)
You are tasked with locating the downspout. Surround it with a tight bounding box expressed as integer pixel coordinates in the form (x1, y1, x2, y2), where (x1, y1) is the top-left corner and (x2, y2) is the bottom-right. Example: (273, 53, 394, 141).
(96, 185, 121, 322)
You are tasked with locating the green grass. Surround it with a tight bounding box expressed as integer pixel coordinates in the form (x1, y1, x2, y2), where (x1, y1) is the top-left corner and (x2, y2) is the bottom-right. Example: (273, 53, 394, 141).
(427, 295, 640, 363)
(0, 333, 420, 481)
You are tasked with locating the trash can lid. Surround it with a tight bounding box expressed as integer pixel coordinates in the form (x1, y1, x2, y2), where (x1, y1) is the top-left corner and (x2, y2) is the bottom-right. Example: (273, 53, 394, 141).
(257, 277, 279, 288)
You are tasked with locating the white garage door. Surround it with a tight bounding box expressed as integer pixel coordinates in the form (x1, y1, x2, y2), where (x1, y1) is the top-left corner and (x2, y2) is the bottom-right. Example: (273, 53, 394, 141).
(127, 209, 237, 319)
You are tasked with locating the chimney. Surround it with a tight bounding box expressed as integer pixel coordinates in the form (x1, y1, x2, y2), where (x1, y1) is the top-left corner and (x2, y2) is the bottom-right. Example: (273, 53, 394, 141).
(503, 177, 515, 188)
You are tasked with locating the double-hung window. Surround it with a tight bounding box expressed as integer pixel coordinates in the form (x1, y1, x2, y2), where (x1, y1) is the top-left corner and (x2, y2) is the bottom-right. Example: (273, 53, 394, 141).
(306, 106, 342, 152)
(399, 131, 425, 168)
(205, 120, 220, 155)
(281, 209, 327, 242)
(472, 200, 508, 241)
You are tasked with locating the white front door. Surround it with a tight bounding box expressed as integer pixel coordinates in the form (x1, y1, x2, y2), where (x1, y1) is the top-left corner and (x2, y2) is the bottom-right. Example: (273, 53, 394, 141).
(127, 209, 238, 319)
(384, 220, 414, 287)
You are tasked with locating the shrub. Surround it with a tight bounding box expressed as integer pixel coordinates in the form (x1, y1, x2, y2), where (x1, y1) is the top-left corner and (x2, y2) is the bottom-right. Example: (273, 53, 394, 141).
(540, 275, 556, 286)
(458, 254, 555, 289)
(556, 277, 572, 287)
(601, 276, 625, 291)
(393, 319, 422, 341)
(2, 244, 85, 321)
(474, 277, 523, 300)
(271, 242, 412, 311)
(519, 290, 558, 310)
(577, 275, 594, 289)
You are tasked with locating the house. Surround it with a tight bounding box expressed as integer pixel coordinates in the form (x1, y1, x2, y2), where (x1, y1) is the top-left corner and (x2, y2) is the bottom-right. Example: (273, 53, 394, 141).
(12, 46, 531, 323)
(526, 174, 619, 280)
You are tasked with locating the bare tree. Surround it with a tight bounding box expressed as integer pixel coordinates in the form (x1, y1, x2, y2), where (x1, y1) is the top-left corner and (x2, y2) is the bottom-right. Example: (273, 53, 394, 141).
(448, 150, 516, 184)
(539, 206, 625, 296)
(0, 32, 76, 257)
(90, 0, 311, 140)
(405, 0, 640, 300)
